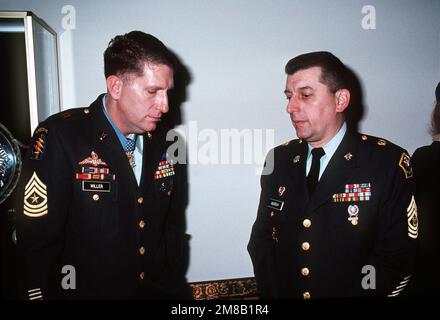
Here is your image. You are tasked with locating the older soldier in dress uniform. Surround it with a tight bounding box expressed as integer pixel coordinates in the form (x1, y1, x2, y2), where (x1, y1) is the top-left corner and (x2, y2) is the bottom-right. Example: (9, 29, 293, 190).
(16, 31, 190, 299)
(406, 81, 440, 296)
(248, 51, 418, 299)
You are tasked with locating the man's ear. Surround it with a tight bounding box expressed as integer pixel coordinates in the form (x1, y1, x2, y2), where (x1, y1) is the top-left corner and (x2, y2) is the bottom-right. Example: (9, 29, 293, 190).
(334, 89, 350, 113)
(106, 75, 123, 100)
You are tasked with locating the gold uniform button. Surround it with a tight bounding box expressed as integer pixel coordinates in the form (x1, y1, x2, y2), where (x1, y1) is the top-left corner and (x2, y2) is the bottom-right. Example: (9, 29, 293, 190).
(301, 267, 310, 276)
(303, 291, 311, 300)
(270, 211, 275, 218)
(137, 197, 144, 204)
(301, 242, 310, 251)
(83, 108, 90, 114)
(139, 272, 145, 280)
(139, 246, 145, 255)
(139, 220, 146, 229)
(92, 194, 99, 201)
(303, 219, 311, 228)
(361, 135, 367, 141)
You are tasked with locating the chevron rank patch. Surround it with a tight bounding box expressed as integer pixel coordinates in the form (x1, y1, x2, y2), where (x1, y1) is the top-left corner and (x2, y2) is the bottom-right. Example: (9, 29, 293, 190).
(407, 196, 418, 239)
(24, 172, 48, 217)
(31, 127, 48, 160)
(399, 152, 413, 179)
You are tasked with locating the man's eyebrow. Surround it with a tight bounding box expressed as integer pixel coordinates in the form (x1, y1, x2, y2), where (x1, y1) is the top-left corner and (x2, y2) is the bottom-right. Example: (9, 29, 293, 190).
(284, 86, 313, 94)
(298, 86, 313, 91)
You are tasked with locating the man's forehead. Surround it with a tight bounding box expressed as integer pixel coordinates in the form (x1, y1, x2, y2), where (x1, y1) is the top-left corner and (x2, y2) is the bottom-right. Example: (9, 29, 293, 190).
(287, 67, 323, 87)
(141, 63, 174, 81)
(289, 66, 322, 79)
(142, 61, 174, 73)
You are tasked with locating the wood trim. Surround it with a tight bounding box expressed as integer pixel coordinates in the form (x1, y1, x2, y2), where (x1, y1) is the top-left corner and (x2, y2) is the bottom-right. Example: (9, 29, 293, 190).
(189, 277, 258, 300)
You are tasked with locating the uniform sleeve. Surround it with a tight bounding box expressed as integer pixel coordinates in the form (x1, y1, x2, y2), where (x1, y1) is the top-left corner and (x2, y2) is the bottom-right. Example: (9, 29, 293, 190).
(248, 149, 278, 298)
(367, 150, 417, 297)
(155, 154, 191, 298)
(15, 124, 72, 300)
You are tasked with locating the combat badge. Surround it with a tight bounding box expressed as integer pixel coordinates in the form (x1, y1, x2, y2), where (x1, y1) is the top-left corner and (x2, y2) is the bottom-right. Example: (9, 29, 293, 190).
(78, 151, 108, 167)
(31, 128, 48, 160)
(399, 152, 413, 179)
(24, 172, 48, 217)
(407, 196, 418, 239)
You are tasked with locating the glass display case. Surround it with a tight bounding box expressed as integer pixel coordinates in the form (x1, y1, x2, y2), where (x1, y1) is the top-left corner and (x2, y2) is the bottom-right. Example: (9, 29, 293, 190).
(0, 11, 60, 145)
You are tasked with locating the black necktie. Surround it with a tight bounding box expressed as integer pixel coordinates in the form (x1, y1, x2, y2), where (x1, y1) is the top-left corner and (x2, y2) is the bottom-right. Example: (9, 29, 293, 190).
(307, 147, 325, 195)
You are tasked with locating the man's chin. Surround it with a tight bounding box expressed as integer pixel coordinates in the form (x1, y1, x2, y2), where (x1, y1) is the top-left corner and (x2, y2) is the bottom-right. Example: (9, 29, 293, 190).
(295, 131, 310, 141)
(145, 122, 158, 132)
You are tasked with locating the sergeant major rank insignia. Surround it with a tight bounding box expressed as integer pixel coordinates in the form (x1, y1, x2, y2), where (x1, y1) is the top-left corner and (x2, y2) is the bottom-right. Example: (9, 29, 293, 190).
(24, 172, 48, 217)
(407, 196, 418, 239)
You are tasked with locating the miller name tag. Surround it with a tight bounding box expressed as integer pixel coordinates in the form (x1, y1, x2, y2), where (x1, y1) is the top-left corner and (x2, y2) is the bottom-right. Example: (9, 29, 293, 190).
(82, 181, 111, 192)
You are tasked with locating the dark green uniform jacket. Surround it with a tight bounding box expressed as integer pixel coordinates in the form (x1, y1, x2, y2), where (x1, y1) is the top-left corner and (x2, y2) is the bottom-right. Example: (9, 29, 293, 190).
(16, 95, 189, 299)
(248, 130, 417, 299)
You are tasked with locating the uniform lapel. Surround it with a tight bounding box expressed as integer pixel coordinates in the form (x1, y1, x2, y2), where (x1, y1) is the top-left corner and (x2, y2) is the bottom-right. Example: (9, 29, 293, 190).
(307, 130, 359, 212)
(287, 140, 309, 202)
(89, 96, 138, 190)
(139, 125, 168, 191)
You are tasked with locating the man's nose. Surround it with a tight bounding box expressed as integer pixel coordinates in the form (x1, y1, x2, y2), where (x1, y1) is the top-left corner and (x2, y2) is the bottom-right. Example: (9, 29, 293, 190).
(286, 95, 300, 114)
(158, 93, 169, 113)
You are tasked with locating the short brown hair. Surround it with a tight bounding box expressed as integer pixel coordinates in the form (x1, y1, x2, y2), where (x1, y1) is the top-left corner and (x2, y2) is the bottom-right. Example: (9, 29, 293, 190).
(104, 31, 175, 79)
(285, 51, 348, 93)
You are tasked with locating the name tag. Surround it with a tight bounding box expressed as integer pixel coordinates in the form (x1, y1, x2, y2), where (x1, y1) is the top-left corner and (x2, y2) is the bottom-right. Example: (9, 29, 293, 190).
(267, 198, 284, 211)
(82, 181, 111, 192)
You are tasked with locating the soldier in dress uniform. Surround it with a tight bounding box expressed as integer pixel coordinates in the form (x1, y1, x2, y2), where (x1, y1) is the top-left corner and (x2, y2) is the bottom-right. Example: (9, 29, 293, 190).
(406, 81, 440, 296)
(15, 31, 190, 299)
(248, 51, 418, 299)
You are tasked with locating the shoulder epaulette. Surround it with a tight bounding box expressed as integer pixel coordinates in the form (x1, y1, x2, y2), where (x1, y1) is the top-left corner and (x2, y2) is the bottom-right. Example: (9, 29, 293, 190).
(279, 139, 302, 147)
(359, 134, 388, 147)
